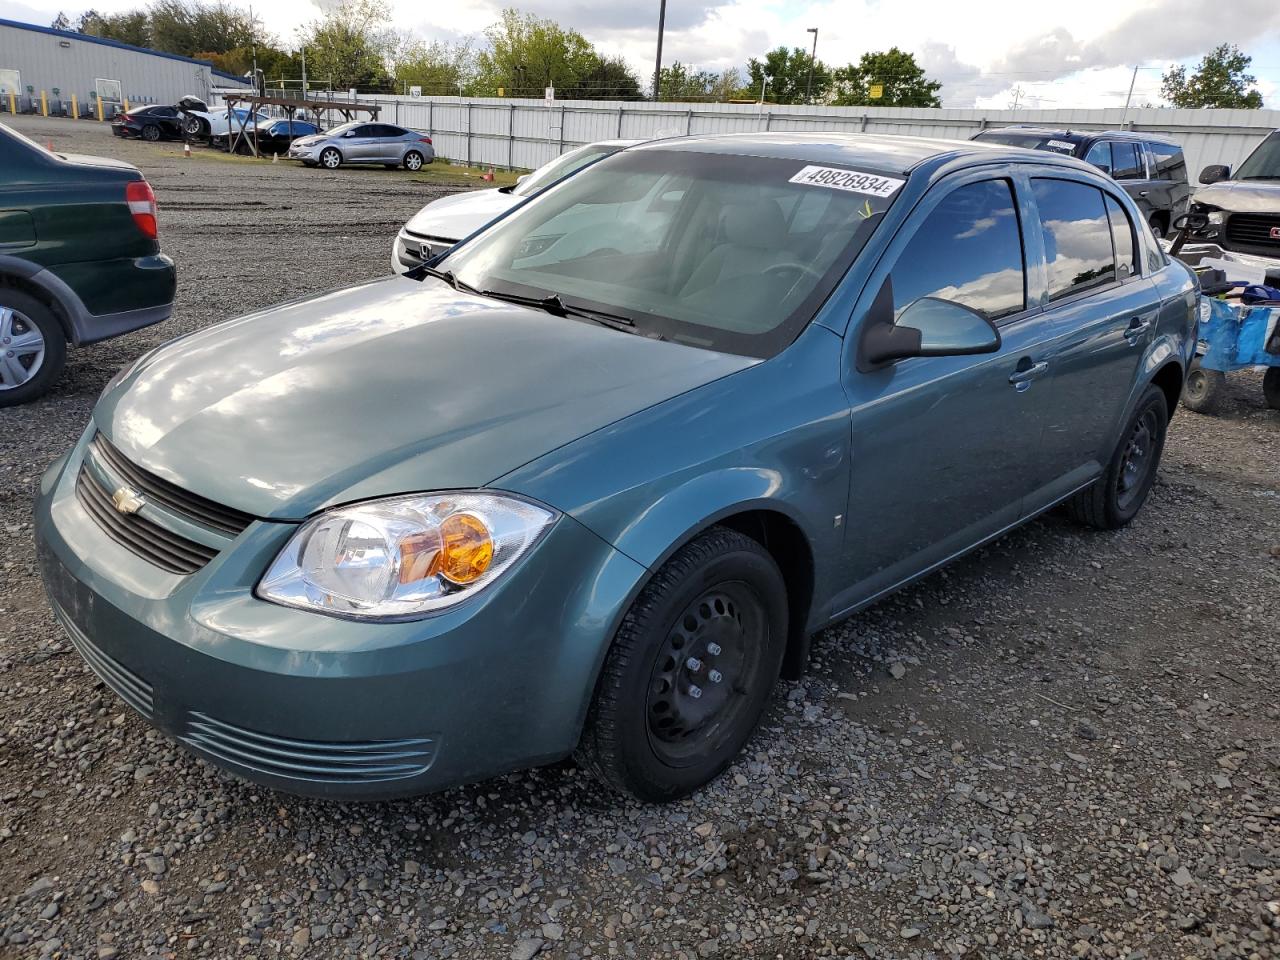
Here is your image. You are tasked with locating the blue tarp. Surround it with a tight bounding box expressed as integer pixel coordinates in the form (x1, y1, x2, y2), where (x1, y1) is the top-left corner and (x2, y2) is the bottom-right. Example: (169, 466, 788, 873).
(1200, 299, 1280, 371)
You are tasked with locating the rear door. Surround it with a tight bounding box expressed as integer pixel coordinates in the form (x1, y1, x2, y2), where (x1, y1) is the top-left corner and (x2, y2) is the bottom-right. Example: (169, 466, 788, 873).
(1109, 140, 1156, 222)
(834, 172, 1060, 609)
(1144, 142, 1191, 231)
(1021, 176, 1159, 509)
(373, 125, 404, 162)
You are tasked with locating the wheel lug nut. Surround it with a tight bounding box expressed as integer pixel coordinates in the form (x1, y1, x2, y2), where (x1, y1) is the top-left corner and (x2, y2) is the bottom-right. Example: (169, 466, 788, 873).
(685, 657, 703, 672)
(687, 685, 702, 699)
(708, 669, 723, 684)
(706, 642, 722, 656)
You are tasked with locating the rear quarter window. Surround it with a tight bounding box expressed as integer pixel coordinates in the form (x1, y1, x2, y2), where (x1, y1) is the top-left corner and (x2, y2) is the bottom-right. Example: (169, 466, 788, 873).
(1147, 142, 1187, 182)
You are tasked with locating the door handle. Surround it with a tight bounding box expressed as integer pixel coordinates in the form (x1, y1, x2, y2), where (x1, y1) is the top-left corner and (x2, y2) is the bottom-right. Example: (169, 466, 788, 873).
(1138, 190, 1149, 198)
(1124, 317, 1152, 343)
(1008, 360, 1049, 385)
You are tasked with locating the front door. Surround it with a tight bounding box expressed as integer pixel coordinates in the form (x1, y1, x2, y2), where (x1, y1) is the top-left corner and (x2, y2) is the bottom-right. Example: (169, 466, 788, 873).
(833, 173, 1059, 613)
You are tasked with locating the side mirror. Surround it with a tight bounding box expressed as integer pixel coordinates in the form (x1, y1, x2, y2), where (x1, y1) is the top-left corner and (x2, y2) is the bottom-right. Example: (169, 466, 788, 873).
(516, 173, 530, 185)
(859, 281, 1001, 370)
(1199, 164, 1230, 185)
(343, 130, 355, 138)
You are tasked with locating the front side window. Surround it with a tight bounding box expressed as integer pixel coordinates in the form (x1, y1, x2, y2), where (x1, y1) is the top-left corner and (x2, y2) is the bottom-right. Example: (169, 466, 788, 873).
(443, 149, 902, 357)
(889, 179, 1026, 321)
(1084, 141, 1112, 174)
(1147, 142, 1186, 182)
(1031, 179, 1116, 300)
(1235, 131, 1280, 180)
(1111, 142, 1143, 180)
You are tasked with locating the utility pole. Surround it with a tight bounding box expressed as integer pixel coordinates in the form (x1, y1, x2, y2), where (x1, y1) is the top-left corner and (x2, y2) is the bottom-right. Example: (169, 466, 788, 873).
(301, 47, 307, 102)
(1009, 85, 1024, 110)
(759, 74, 770, 110)
(1120, 65, 1139, 127)
(805, 27, 819, 103)
(652, 0, 667, 101)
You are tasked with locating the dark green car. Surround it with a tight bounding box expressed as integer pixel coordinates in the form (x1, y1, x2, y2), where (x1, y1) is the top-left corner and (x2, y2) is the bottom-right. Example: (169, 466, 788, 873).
(0, 122, 176, 405)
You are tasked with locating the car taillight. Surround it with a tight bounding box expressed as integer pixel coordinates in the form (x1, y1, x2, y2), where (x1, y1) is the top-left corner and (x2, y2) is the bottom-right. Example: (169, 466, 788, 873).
(420, 137, 432, 145)
(126, 180, 158, 239)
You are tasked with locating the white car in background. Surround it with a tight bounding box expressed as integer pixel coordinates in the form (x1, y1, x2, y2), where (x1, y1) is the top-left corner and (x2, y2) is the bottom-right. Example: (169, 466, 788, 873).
(392, 139, 643, 274)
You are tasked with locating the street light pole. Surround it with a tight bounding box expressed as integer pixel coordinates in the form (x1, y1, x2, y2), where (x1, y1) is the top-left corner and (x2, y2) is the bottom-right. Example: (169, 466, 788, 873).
(653, 0, 667, 101)
(805, 27, 819, 103)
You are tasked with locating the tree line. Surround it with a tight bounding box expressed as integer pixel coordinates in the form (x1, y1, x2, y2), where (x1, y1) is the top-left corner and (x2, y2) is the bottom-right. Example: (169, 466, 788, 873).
(49, 2, 1268, 109)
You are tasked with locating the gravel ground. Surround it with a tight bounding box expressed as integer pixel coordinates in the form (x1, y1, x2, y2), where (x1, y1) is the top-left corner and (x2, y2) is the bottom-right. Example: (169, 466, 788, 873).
(1, 114, 1278, 960)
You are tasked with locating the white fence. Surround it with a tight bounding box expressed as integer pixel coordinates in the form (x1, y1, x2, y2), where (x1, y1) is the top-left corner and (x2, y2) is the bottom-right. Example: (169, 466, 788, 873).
(355, 94, 1279, 181)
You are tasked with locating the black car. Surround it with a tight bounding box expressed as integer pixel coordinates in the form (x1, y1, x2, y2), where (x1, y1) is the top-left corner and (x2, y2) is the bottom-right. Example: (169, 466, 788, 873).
(234, 118, 321, 156)
(971, 127, 1191, 238)
(111, 105, 184, 142)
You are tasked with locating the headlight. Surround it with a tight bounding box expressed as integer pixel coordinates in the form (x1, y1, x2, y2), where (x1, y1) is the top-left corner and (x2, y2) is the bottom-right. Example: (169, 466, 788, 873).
(1207, 211, 1225, 225)
(258, 492, 556, 620)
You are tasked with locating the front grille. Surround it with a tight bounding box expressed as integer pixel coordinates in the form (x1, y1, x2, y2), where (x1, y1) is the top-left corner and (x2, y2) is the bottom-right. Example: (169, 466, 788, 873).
(51, 600, 154, 719)
(76, 467, 218, 575)
(90, 435, 253, 536)
(403, 229, 456, 260)
(181, 712, 437, 784)
(1224, 213, 1280, 254)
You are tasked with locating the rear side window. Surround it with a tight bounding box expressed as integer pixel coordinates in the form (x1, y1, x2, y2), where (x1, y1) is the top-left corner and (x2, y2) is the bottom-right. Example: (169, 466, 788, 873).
(1031, 179, 1116, 300)
(1105, 194, 1137, 279)
(890, 179, 1026, 321)
(1084, 141, 1112, 174)
(1147, 142, 1187, 182)
(1111, 142, 1143, 180)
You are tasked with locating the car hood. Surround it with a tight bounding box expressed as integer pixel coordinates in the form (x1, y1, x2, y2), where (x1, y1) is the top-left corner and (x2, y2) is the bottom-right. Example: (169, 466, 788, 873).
(1194, 180, 1280, 213)
(404, 189, 522, 242)
(96, 277, 755, 520)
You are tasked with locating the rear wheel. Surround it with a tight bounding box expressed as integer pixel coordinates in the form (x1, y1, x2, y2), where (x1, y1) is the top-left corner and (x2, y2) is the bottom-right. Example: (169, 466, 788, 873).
(576, 527, 787, 802)
(319, 147, 342, 169)
(141, 124, 160, 142)
(403, 150, 425, 171)
(1148, 213, 1168, 240)
(0, 290, 66, 407)
(1263, 367, 1280, 410)
(1066, 384, 1168, 530)
(1181, 357, 1227, 414)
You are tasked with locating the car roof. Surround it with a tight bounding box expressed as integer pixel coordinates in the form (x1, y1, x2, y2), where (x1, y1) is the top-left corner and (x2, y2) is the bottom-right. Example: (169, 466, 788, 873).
(627, 131, 1074, 175)
(975, 126, 1178, 147)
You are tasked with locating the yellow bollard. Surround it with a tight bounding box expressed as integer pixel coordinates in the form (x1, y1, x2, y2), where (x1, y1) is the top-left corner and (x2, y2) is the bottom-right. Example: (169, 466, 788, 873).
(6, 91, 14, 115)
(96, 95, 104, 121)
(40, 90, 48, 116)
(71, 94, 78, 119)
(123, 97, 129, 112)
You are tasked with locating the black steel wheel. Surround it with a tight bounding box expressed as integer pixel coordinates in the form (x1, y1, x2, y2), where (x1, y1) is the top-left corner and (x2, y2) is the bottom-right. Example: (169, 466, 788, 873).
(1181, 357, 1226, 414)
(1066, 384, 1168, 529)
(577, 527, 787, 802)
(1263, 367, 1280, 411)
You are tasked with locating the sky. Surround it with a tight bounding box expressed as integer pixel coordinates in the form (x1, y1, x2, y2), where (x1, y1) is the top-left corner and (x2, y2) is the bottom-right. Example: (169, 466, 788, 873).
(9, 0, 1280, 108)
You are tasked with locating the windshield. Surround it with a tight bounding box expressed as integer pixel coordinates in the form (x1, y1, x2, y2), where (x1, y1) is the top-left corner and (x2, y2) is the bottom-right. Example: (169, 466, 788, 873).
(441, 148, 902, 358)
(514, 143, 620, 197)
(975, 131, 1078, 155)
(1235, 131, 1280, 180)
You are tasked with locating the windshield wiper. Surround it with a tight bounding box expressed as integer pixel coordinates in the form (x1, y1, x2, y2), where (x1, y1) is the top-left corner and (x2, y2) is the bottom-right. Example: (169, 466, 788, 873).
(478, 289, 636, 331)
(411, 264, 480, 294)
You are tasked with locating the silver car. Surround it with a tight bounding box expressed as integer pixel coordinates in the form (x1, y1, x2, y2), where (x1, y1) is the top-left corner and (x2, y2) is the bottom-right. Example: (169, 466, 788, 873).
(288, 121, 435, 171)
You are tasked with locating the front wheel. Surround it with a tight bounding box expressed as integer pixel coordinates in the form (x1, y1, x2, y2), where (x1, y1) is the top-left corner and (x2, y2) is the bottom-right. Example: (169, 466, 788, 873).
(403, 150, 424, 171)
(1263, 367, 1280, 410)
(0, 291, 66, 407)
(319, 147, 342, 169)
(1181, 357, 1227, 414)
(576, 527, 787, 802)
(184, 116, 205, 138)
(1065, 384, 1168, 530)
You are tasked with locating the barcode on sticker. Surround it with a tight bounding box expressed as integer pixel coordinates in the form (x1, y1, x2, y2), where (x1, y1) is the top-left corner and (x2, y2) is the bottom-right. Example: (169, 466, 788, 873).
(788, 165, 905, 198)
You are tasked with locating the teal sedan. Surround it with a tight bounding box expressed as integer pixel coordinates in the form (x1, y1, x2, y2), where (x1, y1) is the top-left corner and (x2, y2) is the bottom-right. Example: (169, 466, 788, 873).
(35, 133, 1198, 801)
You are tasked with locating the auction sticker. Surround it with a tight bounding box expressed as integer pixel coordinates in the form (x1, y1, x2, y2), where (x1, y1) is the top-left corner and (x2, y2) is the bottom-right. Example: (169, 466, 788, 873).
(1046, 139, 1076, 152)
(788, 165, 905, 198)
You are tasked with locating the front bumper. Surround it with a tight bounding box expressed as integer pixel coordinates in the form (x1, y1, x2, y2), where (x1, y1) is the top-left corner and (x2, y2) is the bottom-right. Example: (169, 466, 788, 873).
(287, 142, 322, 162)
(35, 431, 646, 799)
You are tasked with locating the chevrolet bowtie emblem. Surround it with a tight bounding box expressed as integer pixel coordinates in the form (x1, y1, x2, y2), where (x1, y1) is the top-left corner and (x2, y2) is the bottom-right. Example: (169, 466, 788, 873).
(112, 486, 145, 515)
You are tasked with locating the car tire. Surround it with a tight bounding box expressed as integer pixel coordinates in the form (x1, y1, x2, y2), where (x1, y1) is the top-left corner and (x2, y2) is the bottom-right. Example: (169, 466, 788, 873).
(403, 151, 425, 171)
(1263, 367, 1280, 410)
(1148, 214, 1167, 240)
(0, 290, 66, 407)
(1065, 384, 1168, 530)
(319, 147, 342, 170)
(1181, 357, 1226, 414)
(184, 116, 206, 138)
(141, 124, 160, 142)
(576, 526, 788, 802)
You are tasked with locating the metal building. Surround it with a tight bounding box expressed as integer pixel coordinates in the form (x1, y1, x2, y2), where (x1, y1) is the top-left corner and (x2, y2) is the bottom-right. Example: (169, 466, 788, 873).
(0, 17, 250, 116)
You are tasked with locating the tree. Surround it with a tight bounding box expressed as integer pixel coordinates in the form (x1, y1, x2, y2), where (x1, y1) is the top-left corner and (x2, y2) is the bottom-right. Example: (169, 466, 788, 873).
(79, 9, 152, 47)
(744, 47, 829, 104)
(471, 9, 640, 100)
(50, 11, 72, 31)
(830, 48, 942, 107)
(297, 0, 395, 91)
(149, 0, 258, 57)
(657, 61, 742, 102)
(1161, 44, 1264, 109)
(393, 40, 476, 96)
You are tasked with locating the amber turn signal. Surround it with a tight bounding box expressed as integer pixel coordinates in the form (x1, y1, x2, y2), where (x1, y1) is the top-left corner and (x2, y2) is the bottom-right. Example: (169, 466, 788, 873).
(438, 513, 494, 585)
